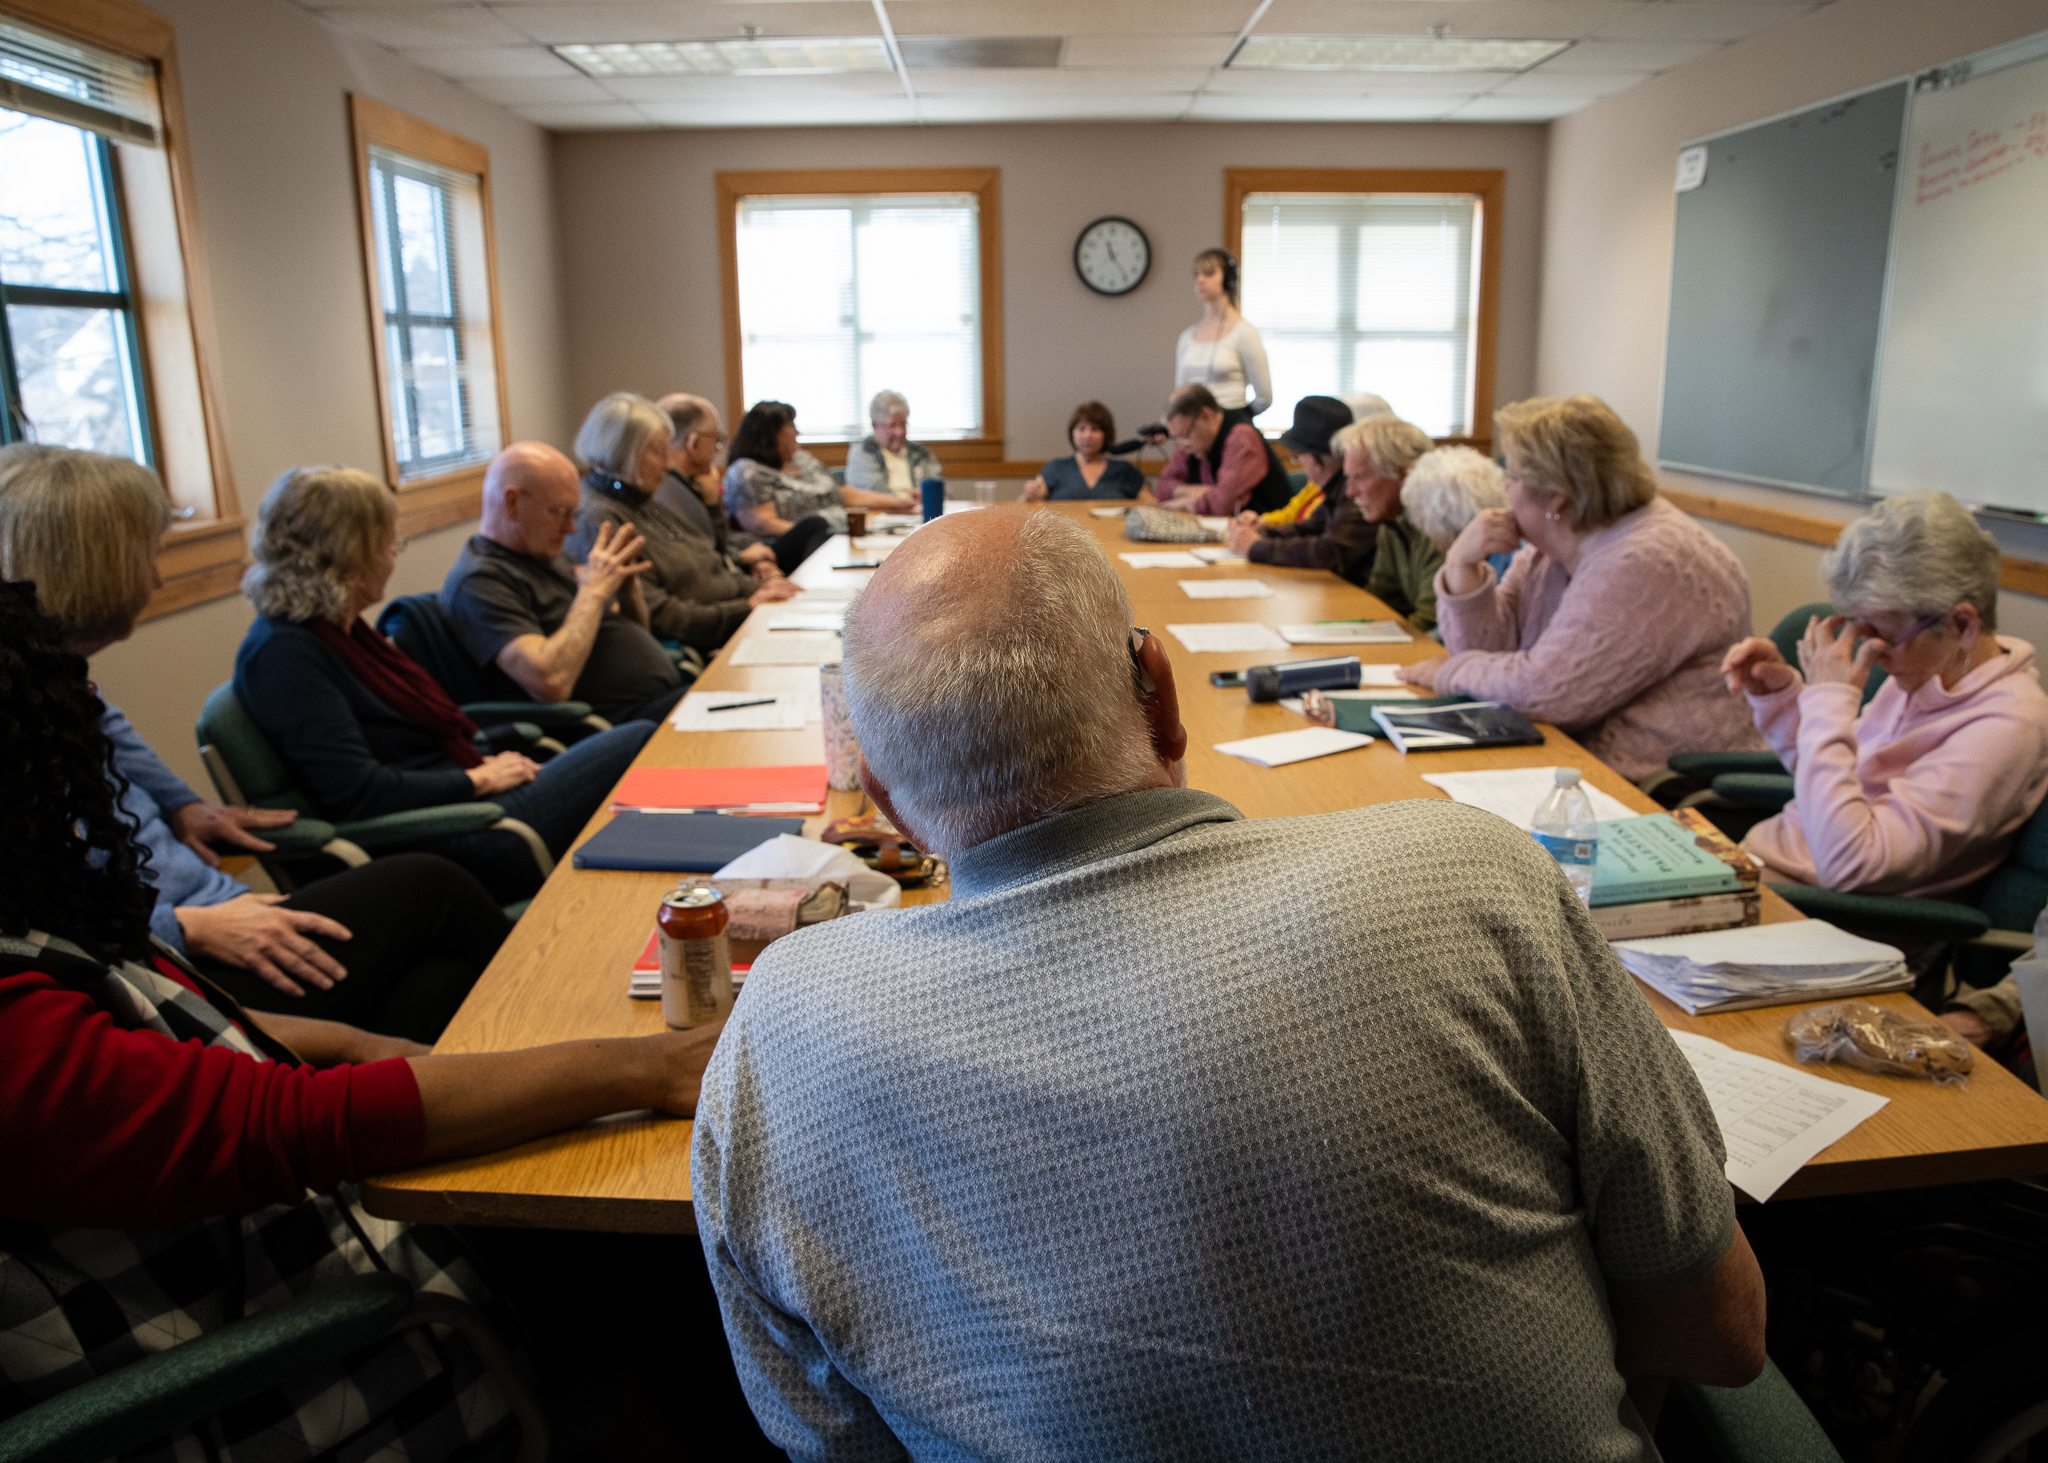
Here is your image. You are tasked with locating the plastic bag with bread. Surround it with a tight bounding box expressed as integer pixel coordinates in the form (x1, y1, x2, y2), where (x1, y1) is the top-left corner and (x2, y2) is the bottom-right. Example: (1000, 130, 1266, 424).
(1783, 1000, 1974, 1087)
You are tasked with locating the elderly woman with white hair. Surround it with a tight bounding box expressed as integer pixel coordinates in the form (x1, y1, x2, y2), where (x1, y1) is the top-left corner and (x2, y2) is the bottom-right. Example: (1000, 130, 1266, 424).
(1723, 492, 2048, 912)
(845, 389, 941, 497)
(234, 466, 655, 903)
(1401, 445, 1516, 581)
(568, 391, 796, 653)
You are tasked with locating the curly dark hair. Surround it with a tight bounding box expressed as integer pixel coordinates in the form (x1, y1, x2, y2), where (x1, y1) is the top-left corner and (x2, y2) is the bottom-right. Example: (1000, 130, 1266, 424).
(729, 400, 796, 473)
(0, 581, 157, 965)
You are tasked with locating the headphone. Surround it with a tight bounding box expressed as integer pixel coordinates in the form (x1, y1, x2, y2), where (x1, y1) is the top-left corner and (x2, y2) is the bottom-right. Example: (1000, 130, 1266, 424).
(1218, 248, 1239, 301)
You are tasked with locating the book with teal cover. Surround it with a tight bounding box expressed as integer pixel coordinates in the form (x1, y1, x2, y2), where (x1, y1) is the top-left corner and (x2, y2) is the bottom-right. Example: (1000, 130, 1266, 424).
(1589, 813, 1743, 908)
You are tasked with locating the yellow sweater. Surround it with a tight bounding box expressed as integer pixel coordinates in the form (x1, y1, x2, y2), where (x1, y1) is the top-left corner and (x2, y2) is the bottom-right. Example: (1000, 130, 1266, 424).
(1261, 481, 1323, 527)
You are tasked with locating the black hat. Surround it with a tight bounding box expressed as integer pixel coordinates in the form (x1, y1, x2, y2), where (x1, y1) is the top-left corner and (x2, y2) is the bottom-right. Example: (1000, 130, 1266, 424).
(1278, 396, 1353, 457)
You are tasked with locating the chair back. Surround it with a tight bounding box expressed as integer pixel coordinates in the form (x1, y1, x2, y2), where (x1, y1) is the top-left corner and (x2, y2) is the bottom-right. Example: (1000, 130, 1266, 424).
(1769, 601, 1889, 706)
(377, 593, 523, 706)
(1978, 794, 2048, 934)
(195, 683, 314, 815)
(1287, 469, 1308, 491)
(829, 466, 847, 487)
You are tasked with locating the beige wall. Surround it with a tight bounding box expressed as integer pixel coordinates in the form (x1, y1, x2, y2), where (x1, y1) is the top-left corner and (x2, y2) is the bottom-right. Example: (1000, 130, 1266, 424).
(1538, 0, 2048, 647)
(550, 121, 1548, 460)
(88, 0, 570, 789)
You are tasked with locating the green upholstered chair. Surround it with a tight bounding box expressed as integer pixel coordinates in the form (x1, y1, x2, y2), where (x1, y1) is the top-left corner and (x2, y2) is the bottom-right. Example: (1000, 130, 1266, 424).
(830, 466, 847, 487)
(196, 682, 552, 896)
(0, 1273, 545, 1463)
(1286, 469, 1308, 490)
(1664, 1358, 1846, 1462)
(376, 595, 610, 742)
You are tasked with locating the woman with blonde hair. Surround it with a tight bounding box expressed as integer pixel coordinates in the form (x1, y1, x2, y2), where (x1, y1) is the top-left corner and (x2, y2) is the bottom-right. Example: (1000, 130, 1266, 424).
(1174, 247, 1272, 417)
(233, 465, 653, 902)
(0, 444, 507, 1040)
(1398, 394, 1765, 780)
(568, 391, 795, 653)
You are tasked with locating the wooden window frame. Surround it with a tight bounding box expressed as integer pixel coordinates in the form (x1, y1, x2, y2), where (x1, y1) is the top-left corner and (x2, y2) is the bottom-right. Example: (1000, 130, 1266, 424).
(717, 167, 1005, 468)
(2, 0, 242, 621)
(348, 94, 511, 537)
(1224, 168, 1504, 454)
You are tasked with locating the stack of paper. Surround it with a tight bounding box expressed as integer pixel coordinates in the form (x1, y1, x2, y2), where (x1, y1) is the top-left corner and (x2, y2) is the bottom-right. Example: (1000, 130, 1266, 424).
(730, 634, 842, 666)
(671, 690, 809, 732)
(1421, 767, 1637, 828)
(1119, 551, 1207, 569)
(1280, 621, 1411, 645)
(1090, 506, 1130, 518)
(1666, 1029, 1890, 1201)
(1166, 622, 1290, 653)
(1213, 727, 1372, 766)
(1614, 920, 1911, 1015)
(1178, 579, 1273, 599)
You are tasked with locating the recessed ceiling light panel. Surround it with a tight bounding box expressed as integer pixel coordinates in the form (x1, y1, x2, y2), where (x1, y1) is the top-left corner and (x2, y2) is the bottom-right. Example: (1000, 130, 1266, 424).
(1229, 35, 1572, 73)
(553, 38, 896, 77)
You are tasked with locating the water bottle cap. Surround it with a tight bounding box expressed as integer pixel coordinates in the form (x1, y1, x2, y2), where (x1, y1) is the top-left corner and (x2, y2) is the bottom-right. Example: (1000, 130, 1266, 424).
(1554, 769, 1581, 786)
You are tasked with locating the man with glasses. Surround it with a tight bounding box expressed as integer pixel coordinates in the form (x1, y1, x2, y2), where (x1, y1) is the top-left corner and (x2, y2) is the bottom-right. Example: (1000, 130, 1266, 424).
(441, 440, 687, 725)
(657, 392, 829, 579)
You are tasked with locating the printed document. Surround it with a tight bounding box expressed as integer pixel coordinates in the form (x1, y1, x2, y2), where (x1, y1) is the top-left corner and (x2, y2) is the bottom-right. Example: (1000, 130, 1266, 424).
(1665, 1029, 1889, 1200)
(1166, 622, 1291, 653)
(1120, 551, 1207, 569)
(730, 634, 842, 667)
(1421, 767, 1636, 829)
(671, 690, 810, 732)
(1179, 579, 1273, 599)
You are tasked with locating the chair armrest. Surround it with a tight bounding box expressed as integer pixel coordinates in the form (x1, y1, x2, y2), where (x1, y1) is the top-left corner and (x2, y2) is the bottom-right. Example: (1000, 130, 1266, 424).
(0, 1273, 414, 1463)
(1713, 773, 1798, 810)
(256, 819, 342, 857)
(461, 700, 596, 731)
(1670, 1357, 1846, 1463)
(473, 722, 547, 755)
(1669, 751, 1789, 779)
(332, 802, 507, 849)
(1766, 883, 1992, 942)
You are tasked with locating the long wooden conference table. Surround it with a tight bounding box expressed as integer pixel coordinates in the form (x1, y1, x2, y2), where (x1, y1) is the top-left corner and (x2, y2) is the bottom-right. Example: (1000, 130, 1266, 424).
(361, 501, 2048, 1232)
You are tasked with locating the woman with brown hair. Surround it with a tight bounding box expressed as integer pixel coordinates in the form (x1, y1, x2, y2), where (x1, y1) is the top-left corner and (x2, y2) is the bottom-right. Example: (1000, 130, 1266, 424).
(1022, 401, 1148, 502)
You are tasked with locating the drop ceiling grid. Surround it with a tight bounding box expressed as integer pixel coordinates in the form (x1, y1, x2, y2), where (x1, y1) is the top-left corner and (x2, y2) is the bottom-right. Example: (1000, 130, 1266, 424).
(288, 0, 1832, 128)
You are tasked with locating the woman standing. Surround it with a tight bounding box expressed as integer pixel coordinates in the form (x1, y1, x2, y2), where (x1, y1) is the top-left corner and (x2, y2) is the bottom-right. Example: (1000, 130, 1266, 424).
(1174, 248, 1272, 418)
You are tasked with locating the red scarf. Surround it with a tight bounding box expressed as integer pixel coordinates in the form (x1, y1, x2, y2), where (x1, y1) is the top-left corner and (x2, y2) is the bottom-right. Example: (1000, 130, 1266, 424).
(308, 617, 483, 769)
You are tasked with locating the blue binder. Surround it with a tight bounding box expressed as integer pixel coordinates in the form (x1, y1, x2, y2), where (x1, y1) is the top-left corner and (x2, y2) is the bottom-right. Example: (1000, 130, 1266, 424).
(570, 811, 807, 873)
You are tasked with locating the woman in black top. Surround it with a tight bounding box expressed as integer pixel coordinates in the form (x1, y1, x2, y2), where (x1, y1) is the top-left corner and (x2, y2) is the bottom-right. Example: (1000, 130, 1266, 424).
(1022, 402, 1150, 503)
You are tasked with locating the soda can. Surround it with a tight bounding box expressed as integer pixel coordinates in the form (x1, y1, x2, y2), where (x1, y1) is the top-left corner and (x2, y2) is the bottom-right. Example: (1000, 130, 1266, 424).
(658, 885, 733, 1029)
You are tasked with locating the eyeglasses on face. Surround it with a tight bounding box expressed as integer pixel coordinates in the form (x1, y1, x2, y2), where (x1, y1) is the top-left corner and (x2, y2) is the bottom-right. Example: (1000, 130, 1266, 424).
(1128, 626, 1156, 695)
(1862, 612, 1946, 648)
(543, 503, 577, 526)
(693, 431, 729, 448)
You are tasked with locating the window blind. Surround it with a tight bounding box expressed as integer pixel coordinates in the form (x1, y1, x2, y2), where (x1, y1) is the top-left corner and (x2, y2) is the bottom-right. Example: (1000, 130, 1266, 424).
(736, 193, 981, 440)
(1240, 193, 1481, 437)
(0, 17, 158, 148)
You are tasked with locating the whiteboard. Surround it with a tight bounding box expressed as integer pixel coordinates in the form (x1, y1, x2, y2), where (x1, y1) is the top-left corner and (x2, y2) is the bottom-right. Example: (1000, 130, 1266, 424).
(1870, 36, 2048, 515)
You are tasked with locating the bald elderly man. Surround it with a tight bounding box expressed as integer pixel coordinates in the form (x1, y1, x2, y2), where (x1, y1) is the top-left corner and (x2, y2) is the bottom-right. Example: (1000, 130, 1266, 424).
(441, 440, 687, 725)
(657, 393, 832, 577)
(692, 507, 1764, 1461)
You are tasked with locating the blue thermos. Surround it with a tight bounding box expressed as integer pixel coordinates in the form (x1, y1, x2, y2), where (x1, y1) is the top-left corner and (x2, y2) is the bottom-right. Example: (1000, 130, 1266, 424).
(920, 477, 945, 523)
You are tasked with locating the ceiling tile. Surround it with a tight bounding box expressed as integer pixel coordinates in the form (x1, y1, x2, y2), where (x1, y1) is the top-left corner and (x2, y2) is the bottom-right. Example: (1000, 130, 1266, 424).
(1058, 34, 1237, 68)
(395, 44, 582, 77)
(910, 66, 1209, 95)
(1588, 3, 1820, 42)
(319, 6, 532, 47)
(1186, 92, 1469, 121)
(1536, 38, 1725, 72)
(1448, 94, 1593, 121)
(300, 0, 484, 10)
(1204, 66, 1505, 95)
(489, 2, 879, 44)
(881, 1, 1253, 37)
(599, 70, 905, 100)
(460, 73, 617, 103)
(1251, 1, 1649, 39)
(1485, 68, 1651, 96)
(632, 96, 920, 124)
(916, 93, 1188, 122)
(510, 100, 655, 127)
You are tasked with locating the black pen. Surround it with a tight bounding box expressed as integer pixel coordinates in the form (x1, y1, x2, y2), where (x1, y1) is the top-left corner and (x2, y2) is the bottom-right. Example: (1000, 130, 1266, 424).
(707, 698, 777, 712)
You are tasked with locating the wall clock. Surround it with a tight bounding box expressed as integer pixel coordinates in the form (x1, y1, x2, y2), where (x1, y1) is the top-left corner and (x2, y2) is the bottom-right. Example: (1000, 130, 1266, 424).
(1073, 215, 1151, 297)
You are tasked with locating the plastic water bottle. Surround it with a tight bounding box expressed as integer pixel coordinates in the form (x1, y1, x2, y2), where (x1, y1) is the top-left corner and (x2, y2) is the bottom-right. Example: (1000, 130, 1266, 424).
(1532, 768, 1599, 904)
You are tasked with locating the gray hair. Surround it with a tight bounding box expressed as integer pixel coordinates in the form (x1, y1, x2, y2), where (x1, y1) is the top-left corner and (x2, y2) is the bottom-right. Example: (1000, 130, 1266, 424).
(869, 389, 910, 423)
(1330, 417, 1433, 478)
(663, 394, 715, 442)
(242, 466, 394, 624)
(1401, 446, 1507, 549)
(574, 391, 672, 479)
(1823, 491, 2000, 632)
(1343, 392, 1394, 422)
(841, 512, 1158, 858)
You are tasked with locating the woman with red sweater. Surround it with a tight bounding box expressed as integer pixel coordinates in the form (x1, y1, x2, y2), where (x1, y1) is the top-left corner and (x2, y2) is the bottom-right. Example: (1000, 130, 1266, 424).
(0, 581, 763, 1460)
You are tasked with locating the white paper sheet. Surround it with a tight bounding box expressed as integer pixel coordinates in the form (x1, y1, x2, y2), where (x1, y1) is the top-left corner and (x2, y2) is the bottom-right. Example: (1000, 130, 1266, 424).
(1617, 920, 1908, 969)
(787, 587, 855, 605)
(670, 690, 810, 732)
(729, 634, 843, 666)
(1120, 551, 1207, 569)
(1665, 1029, 1890, 1201)
(1356, 664, 1410, 687)
(1213, 727, 1373, 767)
(1166, 622, 1291, 653)
(1090, 506, 1130, 518)
(766, 610, 846, 632)
(1196, 516, 1231, 533)
(1178, 579, 1274, 599)
(1280, 622, 1412, 645)
(1191, 546, 1246, 564)
(1420, 767, 1637, 830)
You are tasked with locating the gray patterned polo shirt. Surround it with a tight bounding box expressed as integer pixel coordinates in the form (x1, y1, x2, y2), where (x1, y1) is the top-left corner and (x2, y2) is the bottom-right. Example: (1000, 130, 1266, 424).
(693, 788, 1733, 1461)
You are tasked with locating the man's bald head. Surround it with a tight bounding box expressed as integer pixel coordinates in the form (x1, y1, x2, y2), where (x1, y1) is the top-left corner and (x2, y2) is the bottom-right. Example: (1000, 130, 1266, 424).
(481, 440, 580, 559)
(843, 509, 1174, 857)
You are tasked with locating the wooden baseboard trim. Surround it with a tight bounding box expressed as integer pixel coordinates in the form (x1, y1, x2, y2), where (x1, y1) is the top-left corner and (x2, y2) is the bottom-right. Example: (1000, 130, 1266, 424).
(1662, 485, 2048, 600)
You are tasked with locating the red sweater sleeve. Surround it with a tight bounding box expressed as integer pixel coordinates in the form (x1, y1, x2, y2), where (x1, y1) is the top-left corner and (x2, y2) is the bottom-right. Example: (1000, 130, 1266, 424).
(0, 964, 426, 1228)
(1189, 425, 1267, 515)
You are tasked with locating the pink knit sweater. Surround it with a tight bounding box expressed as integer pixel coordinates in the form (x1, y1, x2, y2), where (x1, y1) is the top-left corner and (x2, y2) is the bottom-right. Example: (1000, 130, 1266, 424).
(1742, 638, 2048, 895)
(1433, 496, 1767, 781)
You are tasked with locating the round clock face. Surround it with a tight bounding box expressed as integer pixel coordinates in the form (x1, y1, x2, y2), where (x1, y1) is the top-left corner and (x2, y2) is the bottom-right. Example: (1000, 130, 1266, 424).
(1074, 216, 1151, 297)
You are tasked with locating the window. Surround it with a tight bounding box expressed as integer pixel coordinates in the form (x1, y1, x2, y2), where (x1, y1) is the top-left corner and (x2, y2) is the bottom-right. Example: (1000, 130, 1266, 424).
(719, 168, 1004, 464)
(350, 96, 507, 528)
(0, 0, 240, 619)
(1226, 169, 1503, 446)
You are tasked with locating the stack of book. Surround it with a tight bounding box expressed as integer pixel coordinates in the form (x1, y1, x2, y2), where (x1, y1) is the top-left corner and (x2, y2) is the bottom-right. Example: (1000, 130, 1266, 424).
(1585, 809, 1762, 941)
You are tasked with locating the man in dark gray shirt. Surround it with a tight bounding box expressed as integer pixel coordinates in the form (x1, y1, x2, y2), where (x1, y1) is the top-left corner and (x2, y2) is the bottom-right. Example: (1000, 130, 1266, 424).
(441, 441, 685, 724)
(694, 507, 1766, 1461)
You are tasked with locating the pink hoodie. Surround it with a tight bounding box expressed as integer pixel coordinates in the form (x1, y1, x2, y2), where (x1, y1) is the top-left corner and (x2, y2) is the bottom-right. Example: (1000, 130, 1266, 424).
(1742, 637, 2048, 895)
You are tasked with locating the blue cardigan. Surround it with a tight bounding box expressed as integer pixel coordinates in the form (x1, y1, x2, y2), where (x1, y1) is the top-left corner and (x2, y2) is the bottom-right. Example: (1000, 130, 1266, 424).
(234, 616, 475, 824)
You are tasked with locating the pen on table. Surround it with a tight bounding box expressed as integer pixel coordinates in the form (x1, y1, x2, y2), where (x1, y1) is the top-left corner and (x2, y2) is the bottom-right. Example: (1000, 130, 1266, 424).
(1315, 618, 1375, 624)
(834, 561, 883, 570)
(707, 698, 778, 712)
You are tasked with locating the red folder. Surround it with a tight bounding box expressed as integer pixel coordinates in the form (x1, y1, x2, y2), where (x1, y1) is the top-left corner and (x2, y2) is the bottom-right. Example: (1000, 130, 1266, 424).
(612, 765, 828, 812)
